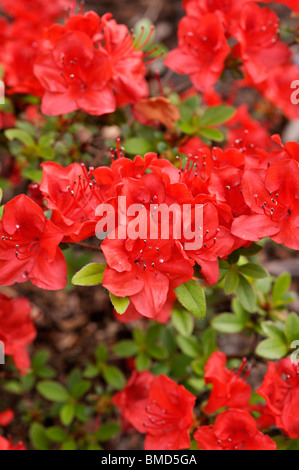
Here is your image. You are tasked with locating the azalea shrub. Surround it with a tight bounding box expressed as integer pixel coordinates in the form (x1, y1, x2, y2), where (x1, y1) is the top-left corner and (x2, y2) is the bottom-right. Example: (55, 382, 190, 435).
(0, 0, 299, 452)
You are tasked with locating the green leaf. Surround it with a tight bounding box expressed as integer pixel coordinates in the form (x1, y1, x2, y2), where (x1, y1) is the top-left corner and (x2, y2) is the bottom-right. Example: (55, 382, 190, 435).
(32, 350, 50, 371)
(236, 274, 256, 312)
(273, 272, 291, 302)
(37, 381, 69, 402)
(176, 335, 200, 358)
(71, 380, 91, 399)
(212, 313, 246, 333)
(146, 343, 167, 360)
(61, 440, 76, 450)
(109, 293, 130, 315)
(224, 270, 239, 294)
(239, 263, 268, 279)
(29, 423, 49, 450)
(96, 423, 120, 442)
(172, 308, 194, 337)
(238, 243, 263, 256)
(95, 344, 108, 363)
(0, 188, 2, 205)
(285, 313, 299, 344)
(60, 403, 75, 426)
(71, 263, 105, 286)
(124, 137, 152, 155)
(113, 340, 139, 357)
(103, 366, 125, 390)
(46, 426, 67, 443)
(175, 279, 206, 319)
(256, 337, 288, 359)
(5, 128, 35, 147)
(199, 128, 224, 142)
(136, 352, 151, 371)
(199, 105, 235, 127)
(261, 322, 286, 342)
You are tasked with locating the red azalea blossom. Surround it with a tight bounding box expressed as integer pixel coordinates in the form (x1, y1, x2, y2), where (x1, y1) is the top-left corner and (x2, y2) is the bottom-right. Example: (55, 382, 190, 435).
(232, 158, 299, 250)
(194, 409, 276, 450)
(0, 0, 70, 24)
(257, 359, 299, 439)
(0, 293, 36, 374)
(204, 351, 252, 414)
(0, 436, 26, 450)
(0, 194, 67, 290)
(34, 30, 115, 116)
(233, 3, 290, 84)
(165, 14, 230, 92)
(113, 370, 154, 432)
(0, 409, 14, 427)
(129, 375, 196, 450)
(33, 12, 148, 115)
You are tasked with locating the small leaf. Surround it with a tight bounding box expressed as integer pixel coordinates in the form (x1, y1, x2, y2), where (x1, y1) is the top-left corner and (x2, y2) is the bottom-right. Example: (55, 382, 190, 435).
(37, 381, 69, 402)
(256, 338, 288, 359)
(72, 263, 105, 286)
(5, 128, 35, 147)
(96, 423, 120, 442)
(109, 293, 130, 314)
(272, 272, 291, 302)
(113, 340, 139, 357)
(172, 308, 194, 337)
(103, 366, 125, 390)
(199, 105, 235, 127)
(199, 128, 224, 142)
(224, 270, 239, 294)
(239, 263, 268, 279)
(46, 427, 67, 443)
(136, 352, 151, 371)
(285, 313, 299, 344)
(212, 313, 246, 333)
(124, 137, 152, 155)
(29, 423, 49, 450)
(71, 380, 91, 399)
(60, 403, 75, 426)
(175, 279, 206, 319)
(236, 274, 256, 312)
(176, 335, 200, 358)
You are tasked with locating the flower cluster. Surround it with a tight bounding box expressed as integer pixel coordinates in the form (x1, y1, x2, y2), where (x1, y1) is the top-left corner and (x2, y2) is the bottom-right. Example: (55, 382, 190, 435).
(0, 3, 149, 116)
(166, 0, 299, 118)
(114, 353, 299, 450)
(0, 132, 298, 320)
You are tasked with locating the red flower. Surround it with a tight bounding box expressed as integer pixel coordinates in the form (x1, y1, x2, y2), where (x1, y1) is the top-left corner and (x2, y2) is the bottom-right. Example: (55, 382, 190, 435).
(40, 162, 112, 242)
(1, 21, 46, 96)
(257, 359, 299, 439)
(182, 0, 248, 34)
(34, 30, 115, 116)
(0, 409, 14, 427)
(113, 370, 154, 432)
(0, 436, 25, 450)
(130, 375, 196, 450)
(256, 64, 299, 120)
(0, 0, 70, 24)
(165, 14, 230, 92)
(232, 159, 299, 250)
(0, 195, 67, 290)
(194, 409, 276, 450)
(0, 293, 36, 374)
(233, 3, 290, 84)
(102, 237, 193, 319)
(204, 352, 252, 414)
